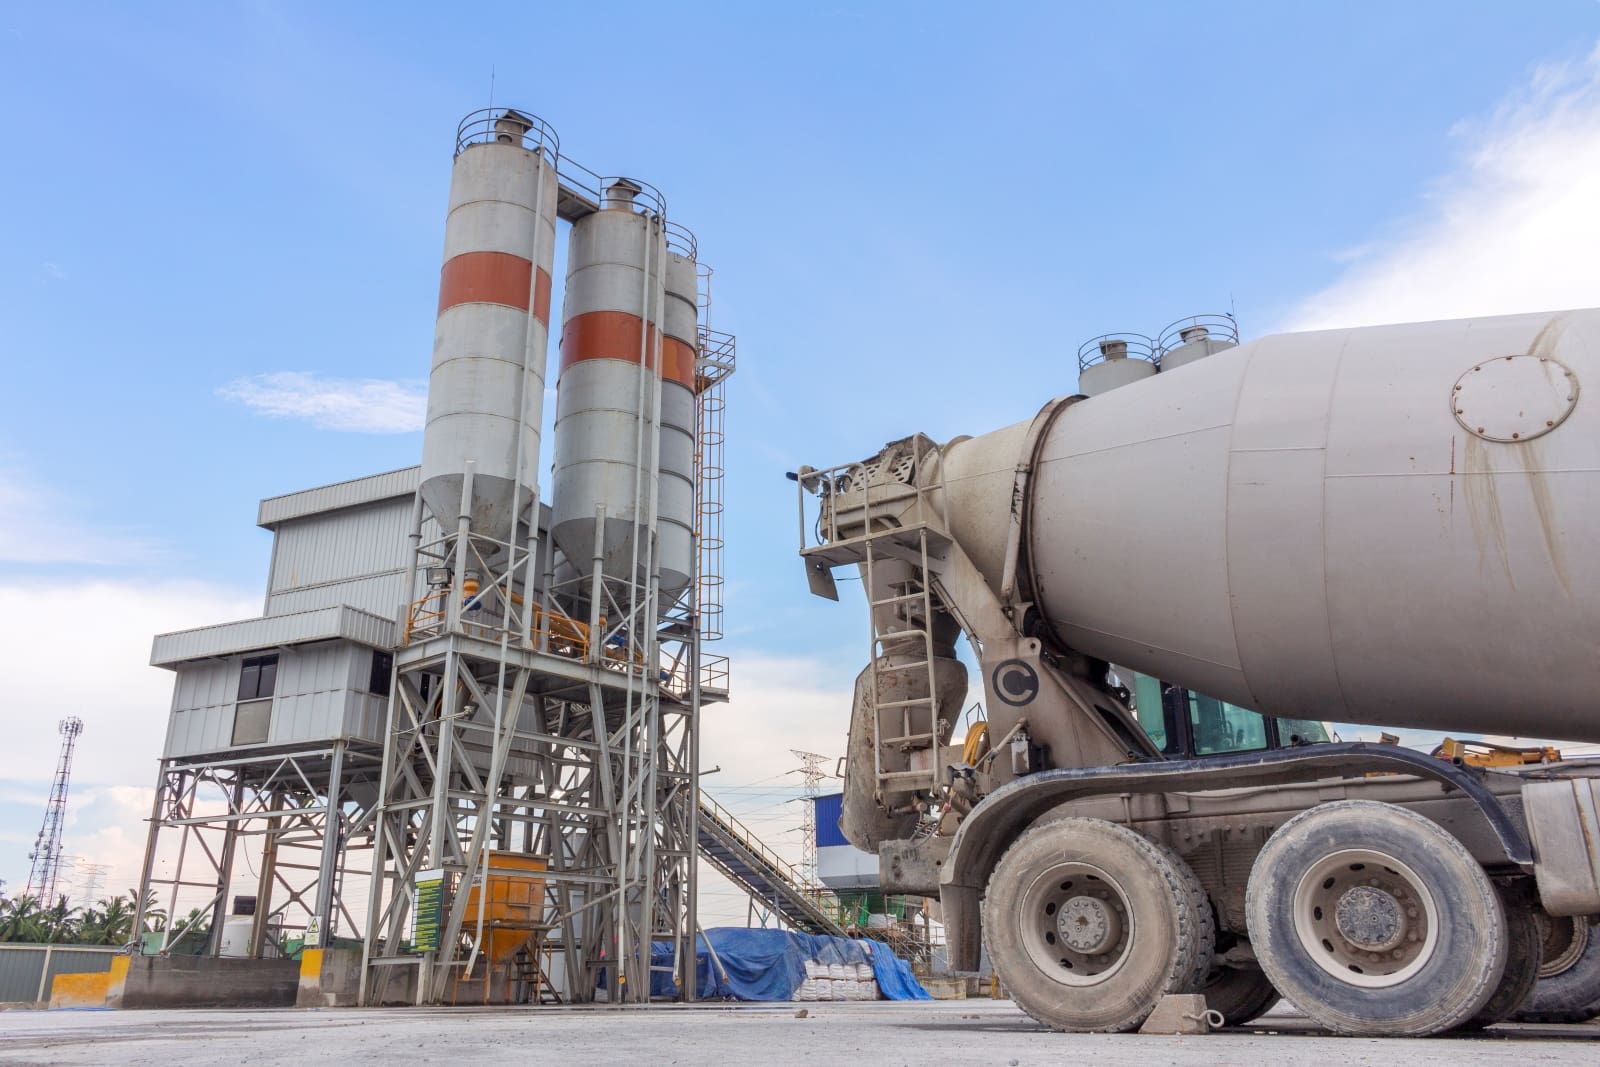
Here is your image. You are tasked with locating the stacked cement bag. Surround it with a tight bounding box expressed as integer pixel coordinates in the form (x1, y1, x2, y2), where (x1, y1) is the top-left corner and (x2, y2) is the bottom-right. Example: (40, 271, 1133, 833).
(794, 959, 831, 1001)
(791, 956, 881, 1001)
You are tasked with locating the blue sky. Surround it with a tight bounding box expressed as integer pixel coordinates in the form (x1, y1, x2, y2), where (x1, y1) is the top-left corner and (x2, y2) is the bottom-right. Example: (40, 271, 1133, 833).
(3, 2, 1599, 908)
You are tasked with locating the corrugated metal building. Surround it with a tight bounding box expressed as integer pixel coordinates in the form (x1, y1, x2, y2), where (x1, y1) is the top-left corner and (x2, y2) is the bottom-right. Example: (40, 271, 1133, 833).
(150, 468, 421, 757)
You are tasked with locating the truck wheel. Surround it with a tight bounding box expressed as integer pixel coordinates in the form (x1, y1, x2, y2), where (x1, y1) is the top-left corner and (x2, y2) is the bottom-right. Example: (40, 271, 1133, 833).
(982, 817, 1213, 1032)
(1460, 890, 1541, 1028)
(1205, 965, 1280, 1026)
(1245, 800, 1506, 1036)
(1514, 915, 1600, 1023)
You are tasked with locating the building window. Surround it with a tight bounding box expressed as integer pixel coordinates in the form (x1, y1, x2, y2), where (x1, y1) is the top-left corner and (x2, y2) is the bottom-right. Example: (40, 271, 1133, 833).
(369, 650, 393, 697)
(238, 654, 279, 701)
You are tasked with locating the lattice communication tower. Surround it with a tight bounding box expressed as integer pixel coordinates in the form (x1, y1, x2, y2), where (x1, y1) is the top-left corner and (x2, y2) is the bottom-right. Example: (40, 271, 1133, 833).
(26, 717, 84, 904)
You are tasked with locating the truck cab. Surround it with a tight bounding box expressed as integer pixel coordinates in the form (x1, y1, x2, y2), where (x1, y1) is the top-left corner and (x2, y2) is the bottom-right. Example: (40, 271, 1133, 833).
(1118, 669, 1332, 760)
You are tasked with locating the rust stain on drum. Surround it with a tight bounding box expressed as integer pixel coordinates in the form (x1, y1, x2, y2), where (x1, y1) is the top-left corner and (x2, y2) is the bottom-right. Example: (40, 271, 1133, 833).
(1517, 440, 1571, 595)
(1461, 434, 1513, 587)
(1528, 311, 1571, 359)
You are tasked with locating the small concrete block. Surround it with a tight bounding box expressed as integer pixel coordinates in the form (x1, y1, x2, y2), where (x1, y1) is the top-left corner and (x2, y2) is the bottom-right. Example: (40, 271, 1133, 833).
(1138, 993, 1215, 1035)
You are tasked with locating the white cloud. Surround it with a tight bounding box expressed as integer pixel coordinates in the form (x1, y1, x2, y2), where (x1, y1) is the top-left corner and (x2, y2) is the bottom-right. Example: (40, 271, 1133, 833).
(1289, 42, 1600, 330)
(0, 463, 162, 565)
(700, 652, 856, 792)
(0, 578, 256, 894)
(219, 371, 426, 433)
(42, 261, 66, 282)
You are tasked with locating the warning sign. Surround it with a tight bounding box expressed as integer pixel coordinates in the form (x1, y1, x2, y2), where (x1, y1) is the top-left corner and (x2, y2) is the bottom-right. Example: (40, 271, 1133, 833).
(413, 870, 446, 953)
(303, 916, 322, 948)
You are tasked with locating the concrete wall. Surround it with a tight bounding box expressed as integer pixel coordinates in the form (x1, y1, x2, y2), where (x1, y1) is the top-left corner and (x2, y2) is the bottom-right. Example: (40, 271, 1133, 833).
(111, 956, 300, 1009)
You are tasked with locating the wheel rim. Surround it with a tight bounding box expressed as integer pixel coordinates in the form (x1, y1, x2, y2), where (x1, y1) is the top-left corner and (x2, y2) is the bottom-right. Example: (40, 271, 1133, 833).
(1291, 848, 1439, 988)
(1538, 915, 1589, 979)
(1017, 860, 1134, 987)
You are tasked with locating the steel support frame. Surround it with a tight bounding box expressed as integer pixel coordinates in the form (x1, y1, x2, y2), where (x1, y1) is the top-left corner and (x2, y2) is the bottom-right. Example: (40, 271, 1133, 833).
(133, 742, 380, 957)
(361, 555, 701, 1007)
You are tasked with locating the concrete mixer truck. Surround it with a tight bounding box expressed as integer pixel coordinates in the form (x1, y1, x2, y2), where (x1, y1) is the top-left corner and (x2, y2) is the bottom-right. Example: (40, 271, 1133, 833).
(792, 307, 1600, 1036)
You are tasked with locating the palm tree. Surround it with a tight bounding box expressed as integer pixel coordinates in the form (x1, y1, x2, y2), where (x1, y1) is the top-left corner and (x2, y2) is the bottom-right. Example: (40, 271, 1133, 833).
(78, 895, 135, 946)
(127, 887, 166, 935)
(0, 894, 45, 943)
(38, 894, 81, 944)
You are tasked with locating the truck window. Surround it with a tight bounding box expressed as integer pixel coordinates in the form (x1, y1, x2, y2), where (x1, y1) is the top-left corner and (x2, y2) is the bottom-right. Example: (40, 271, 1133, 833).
(1275, 716, 1331, 745)
(1131, 673, 1167, 751)
(1189, 692, 1268, 755)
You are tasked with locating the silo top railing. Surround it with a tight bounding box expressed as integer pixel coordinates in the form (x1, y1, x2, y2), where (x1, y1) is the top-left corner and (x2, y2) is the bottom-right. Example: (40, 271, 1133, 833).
(454, 107, 560, 159)
(1076, 333, 1158, 372)
(1157, 314, 1239, 357)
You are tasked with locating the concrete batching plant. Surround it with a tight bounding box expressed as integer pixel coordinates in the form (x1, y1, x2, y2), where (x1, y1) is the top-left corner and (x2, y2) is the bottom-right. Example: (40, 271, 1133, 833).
(136, 107, 736, 1009)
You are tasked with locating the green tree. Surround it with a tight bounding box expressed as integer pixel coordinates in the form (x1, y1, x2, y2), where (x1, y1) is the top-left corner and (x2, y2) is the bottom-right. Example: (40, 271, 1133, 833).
(78, 895, 135, 946)
(128, 887, 166, 935)
(37, 894, 81, 944)
(0, 894, 45, 942)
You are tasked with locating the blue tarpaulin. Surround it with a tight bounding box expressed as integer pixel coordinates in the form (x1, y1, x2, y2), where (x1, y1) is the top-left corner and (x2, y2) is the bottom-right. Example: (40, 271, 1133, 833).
(648, 928, 932, 1001)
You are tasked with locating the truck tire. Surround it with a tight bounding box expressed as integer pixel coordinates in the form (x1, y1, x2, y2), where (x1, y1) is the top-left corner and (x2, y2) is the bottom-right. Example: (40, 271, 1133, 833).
(1245, 800, 1506, 1036)
(982, 817, 1214, 1032)
(1514, 915, 1600, 1024)
(1205, 965, 1280, 1026)
(1460, 889, 1541, 1028)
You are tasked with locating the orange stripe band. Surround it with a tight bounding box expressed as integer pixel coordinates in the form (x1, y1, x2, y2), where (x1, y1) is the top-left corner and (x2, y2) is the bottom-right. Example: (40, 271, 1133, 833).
(438, 252, 551, 323)
(559, 310, 696, 389)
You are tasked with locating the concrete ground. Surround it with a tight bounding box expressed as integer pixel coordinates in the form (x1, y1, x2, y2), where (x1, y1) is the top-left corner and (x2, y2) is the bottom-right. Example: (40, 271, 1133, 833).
(0, 1000, 1595, 1066)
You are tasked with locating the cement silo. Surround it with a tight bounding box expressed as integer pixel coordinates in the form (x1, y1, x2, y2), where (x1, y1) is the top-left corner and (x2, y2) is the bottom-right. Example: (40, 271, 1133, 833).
(551, 181, 698, 599)
(420, 109, 559, 545)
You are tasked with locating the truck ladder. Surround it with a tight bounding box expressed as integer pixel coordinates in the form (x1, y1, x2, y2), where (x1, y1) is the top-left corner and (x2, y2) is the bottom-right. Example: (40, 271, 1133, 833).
(863, 528, 944, 798)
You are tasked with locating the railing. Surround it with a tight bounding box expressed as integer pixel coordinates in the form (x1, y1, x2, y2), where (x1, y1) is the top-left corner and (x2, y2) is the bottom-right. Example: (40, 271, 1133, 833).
(1156, 313, 1239, 357)
(454, 107, 559, 159)
(794, 434, 949, 555)
(698, 791, 837, 917)
(1076, 332, 1158, 372)
(554, 154, 697, 259)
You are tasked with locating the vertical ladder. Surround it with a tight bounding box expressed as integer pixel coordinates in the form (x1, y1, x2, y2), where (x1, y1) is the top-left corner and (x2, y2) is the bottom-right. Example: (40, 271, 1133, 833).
(863, 528, 943, 798)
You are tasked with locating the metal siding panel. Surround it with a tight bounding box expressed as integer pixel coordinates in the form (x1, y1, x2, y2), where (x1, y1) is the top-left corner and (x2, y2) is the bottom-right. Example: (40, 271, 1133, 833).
(269, 499, 412, 594)
(266, 573, 407, 618)
(257, 467, 420, 527)
(166, 661, 237, 758)
(346, 691, 385, 744)
(152, 607, 395, 667)
(0, 946, 46, 1003)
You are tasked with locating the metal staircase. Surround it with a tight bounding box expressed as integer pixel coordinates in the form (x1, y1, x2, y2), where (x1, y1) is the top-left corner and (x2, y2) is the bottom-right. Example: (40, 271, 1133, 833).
(697, 792, 845, 937)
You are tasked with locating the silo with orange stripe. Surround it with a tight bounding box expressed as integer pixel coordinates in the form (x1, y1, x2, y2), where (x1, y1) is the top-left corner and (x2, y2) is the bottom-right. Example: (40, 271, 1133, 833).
(550, 181, 697, 599)
(420, 109, 559, 546)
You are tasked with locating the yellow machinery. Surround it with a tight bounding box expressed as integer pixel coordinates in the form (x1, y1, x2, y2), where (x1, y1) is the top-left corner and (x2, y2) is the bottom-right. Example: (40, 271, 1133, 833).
(1434, 737, 1563, 768)
(449, 854, 554, 1005)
